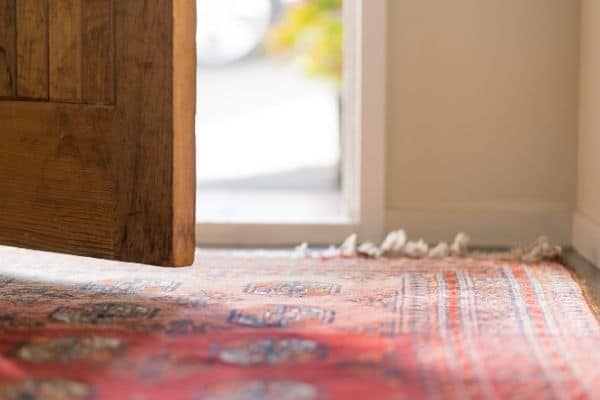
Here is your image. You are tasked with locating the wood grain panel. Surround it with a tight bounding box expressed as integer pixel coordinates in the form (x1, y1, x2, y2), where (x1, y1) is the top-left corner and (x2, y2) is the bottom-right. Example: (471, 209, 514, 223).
(16, 0, 48, 99)
(113, 0, 176, 264)
(111, 0, 195, 265)
(0, 0, 16, 97)
(0, 0, 196, 266)
(0, 101, 115, 258)
(82, 0, 114, 104)
(49, 0, 81, 102)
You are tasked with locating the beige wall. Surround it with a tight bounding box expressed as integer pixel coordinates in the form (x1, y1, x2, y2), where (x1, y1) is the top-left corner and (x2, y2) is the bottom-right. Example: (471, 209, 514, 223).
(385, 0, 581, 245)
(573, 0, 600, 264)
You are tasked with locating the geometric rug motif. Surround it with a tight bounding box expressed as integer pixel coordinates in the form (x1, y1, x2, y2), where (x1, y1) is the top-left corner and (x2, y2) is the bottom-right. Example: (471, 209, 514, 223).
(0, 246, 599, 399)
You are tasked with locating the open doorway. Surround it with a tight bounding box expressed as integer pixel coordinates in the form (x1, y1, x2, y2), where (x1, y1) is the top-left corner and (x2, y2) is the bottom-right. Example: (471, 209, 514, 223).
(196, 0, 345, 223)
(195, 0, 387, 245)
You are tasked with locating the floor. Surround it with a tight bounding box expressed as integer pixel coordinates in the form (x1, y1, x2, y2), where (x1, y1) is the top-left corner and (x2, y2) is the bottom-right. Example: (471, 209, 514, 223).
(1, 246, 600, 399)
(563, 250, 600, 316)
(196, 59, 340, 186)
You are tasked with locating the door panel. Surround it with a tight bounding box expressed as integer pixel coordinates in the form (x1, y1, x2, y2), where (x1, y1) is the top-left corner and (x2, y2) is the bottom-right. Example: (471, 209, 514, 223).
(0, 0, 196, 266)
(49, 0, 82, 102)
(81, 0, 114, 105)
(0, 0, 16, 97)
(0, 102, 115, 258)
(16, 0, 48, 99)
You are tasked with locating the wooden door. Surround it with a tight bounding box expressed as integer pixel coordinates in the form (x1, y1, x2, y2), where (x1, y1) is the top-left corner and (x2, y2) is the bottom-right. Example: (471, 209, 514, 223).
(0, 0, 196, 266)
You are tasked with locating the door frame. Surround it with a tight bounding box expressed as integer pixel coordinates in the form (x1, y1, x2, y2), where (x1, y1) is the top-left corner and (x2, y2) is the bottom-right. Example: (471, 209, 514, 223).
(196, 0, 387, 246)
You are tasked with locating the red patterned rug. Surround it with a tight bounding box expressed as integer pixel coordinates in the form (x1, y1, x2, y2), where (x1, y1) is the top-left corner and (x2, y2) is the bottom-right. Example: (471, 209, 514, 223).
(0, 247, 599, 399)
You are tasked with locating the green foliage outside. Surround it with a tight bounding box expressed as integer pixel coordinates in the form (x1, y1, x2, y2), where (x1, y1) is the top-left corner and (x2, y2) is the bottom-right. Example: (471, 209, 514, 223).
(267, 0, 343, 85)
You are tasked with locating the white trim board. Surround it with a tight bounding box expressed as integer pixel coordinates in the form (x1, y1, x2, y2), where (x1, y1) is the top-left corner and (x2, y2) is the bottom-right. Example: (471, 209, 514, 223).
(196, 222, 358, 247)
(386, 203, 572, 247)
(352, 0, 387, 241)
(197, 202, 571, 247)
(572, 211, 600, 267)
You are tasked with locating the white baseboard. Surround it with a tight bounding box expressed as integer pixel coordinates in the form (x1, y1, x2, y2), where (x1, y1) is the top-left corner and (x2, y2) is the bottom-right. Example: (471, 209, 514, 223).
(572, 211, 600, 267)
(196, 222, 359, 247)
(196, 203, 572, 248)
(386, 202, 572, 247)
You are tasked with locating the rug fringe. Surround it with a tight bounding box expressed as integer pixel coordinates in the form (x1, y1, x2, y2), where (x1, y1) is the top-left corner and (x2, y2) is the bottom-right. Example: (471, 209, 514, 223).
(293, 231, 562, 263)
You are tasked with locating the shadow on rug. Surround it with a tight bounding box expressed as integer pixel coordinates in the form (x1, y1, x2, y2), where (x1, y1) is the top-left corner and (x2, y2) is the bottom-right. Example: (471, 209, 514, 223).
(0, 247, 599, 399)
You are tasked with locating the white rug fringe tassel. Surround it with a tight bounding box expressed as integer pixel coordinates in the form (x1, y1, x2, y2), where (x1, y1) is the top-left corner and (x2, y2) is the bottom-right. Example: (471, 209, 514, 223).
(292, 230, 562, 264)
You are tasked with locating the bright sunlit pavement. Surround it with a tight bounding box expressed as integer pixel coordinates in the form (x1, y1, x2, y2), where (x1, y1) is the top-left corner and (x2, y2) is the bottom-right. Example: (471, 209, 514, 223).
(195, 0, 345, 223)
